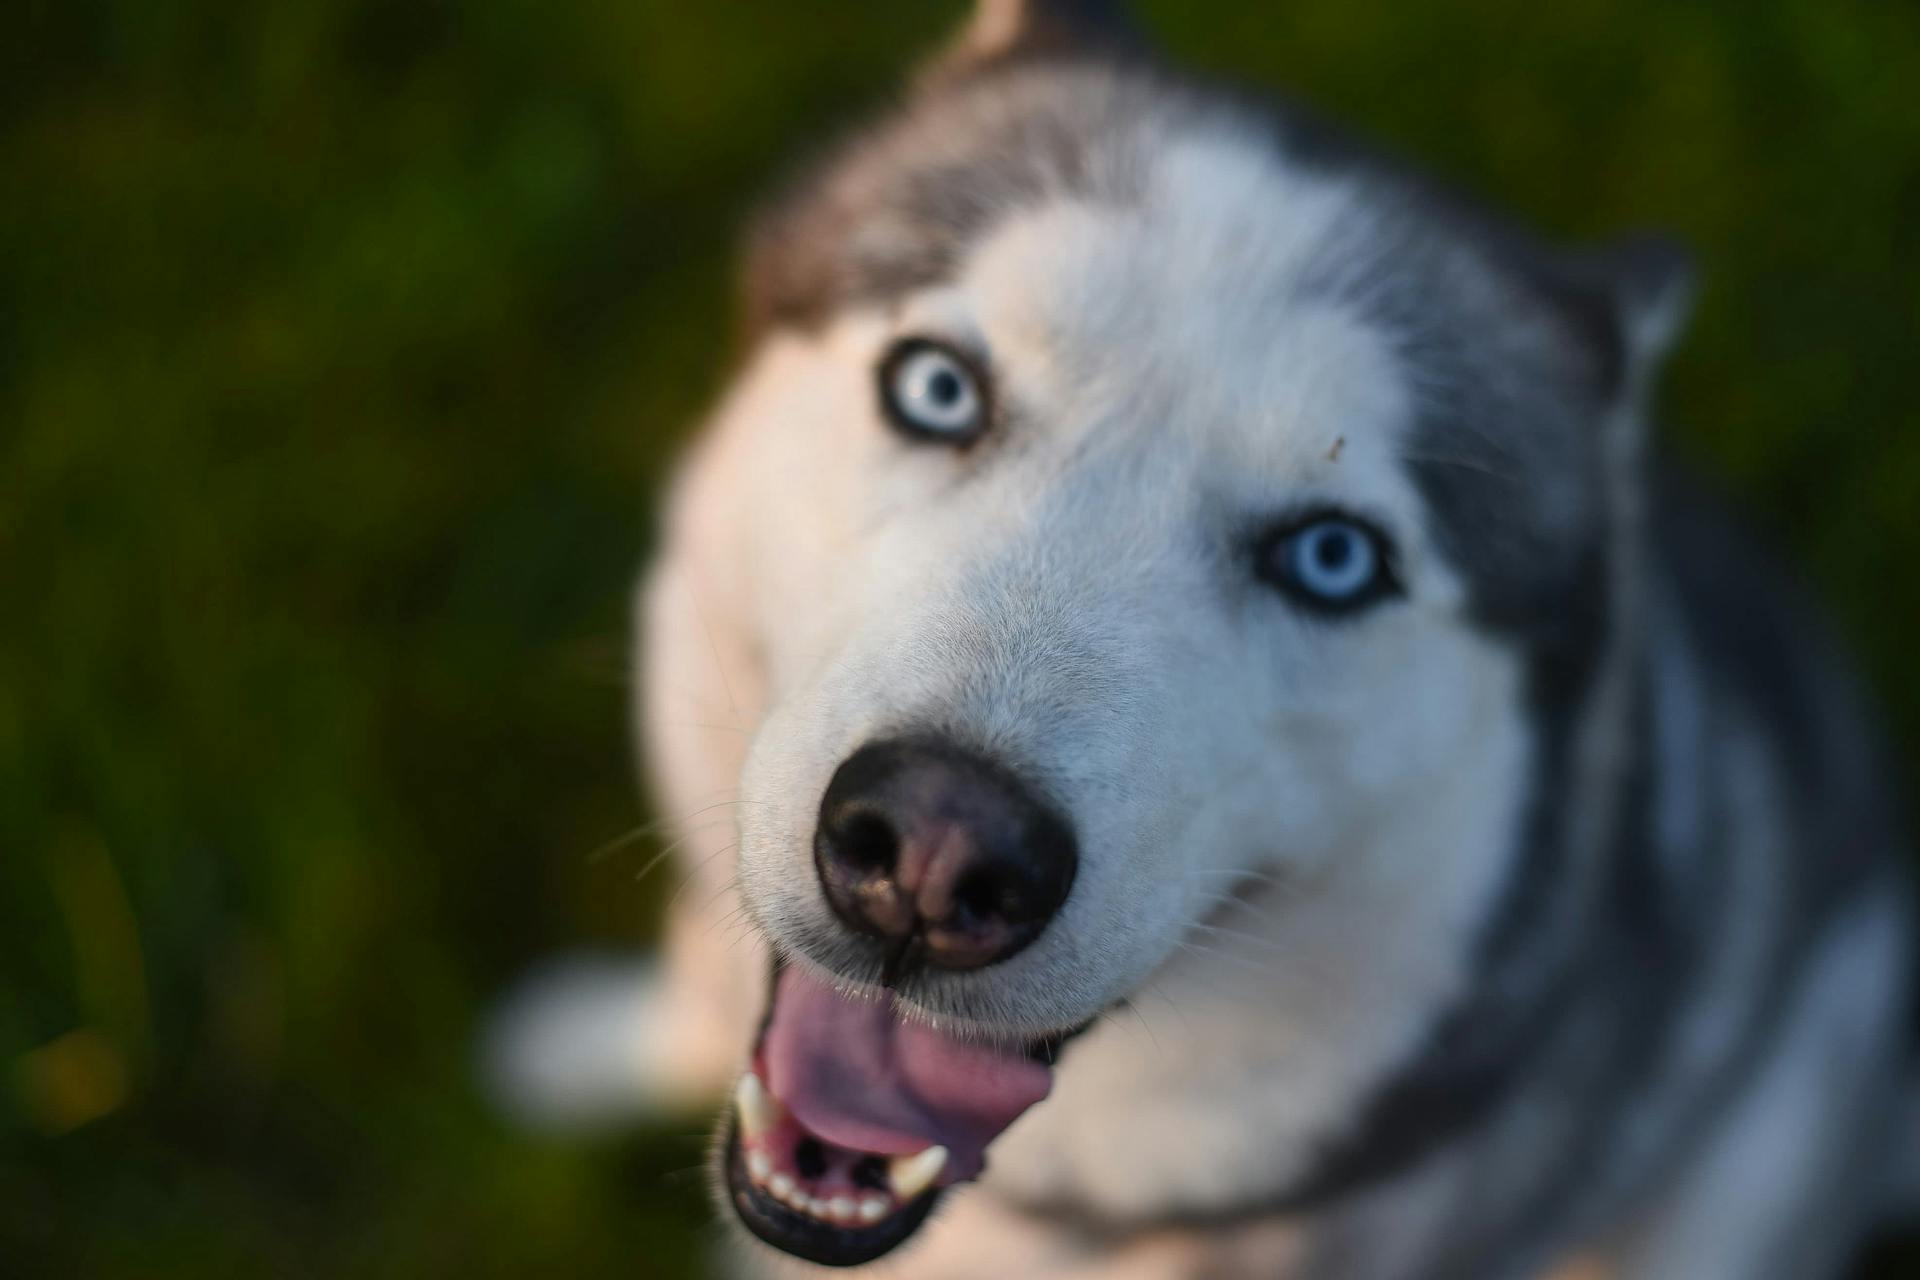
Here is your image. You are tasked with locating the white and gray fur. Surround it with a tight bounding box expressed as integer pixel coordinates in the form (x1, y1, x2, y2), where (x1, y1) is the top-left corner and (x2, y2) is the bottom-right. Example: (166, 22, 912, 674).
(491, 3, 1918, 1276)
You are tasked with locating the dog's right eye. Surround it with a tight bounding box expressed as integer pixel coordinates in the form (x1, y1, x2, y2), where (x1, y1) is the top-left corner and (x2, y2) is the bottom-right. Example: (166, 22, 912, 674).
(877, 339, 988, 445)
(1255, 512, 1398, 614)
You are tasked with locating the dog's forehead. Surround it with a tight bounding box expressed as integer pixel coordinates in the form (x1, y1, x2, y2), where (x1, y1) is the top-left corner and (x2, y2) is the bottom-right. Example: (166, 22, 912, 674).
(742, 64, 1157, 338)
(952, 130, 1413, 480)
(745, 62, 1622, 646)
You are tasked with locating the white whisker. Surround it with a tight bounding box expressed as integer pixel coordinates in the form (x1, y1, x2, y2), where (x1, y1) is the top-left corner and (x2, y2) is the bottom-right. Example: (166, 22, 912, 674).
(663, 842, 741, 909)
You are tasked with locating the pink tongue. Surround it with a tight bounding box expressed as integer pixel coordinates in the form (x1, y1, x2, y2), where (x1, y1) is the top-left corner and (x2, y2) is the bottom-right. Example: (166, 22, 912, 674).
(761, 966, 1052, 1182)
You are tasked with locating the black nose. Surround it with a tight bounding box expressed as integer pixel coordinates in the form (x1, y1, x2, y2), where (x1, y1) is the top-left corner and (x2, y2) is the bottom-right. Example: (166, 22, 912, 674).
(814, 739, 1077, 978)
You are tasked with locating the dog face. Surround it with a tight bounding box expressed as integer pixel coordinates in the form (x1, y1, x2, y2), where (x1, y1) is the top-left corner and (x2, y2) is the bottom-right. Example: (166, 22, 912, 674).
(644, 3, 1688, 1265)
(731, 180, 1531, 1028)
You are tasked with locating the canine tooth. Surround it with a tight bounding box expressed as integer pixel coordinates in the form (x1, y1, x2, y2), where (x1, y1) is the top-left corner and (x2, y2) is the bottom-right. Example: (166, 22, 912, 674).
(747, 1150, 773, 1182)
(858, 1196, 889, 1224)
(888, 1145, 949, 1201)
(734, 1072, 780, 1142)
(769, 1173, 795, 1200)
(828, 1196, 855, 1222)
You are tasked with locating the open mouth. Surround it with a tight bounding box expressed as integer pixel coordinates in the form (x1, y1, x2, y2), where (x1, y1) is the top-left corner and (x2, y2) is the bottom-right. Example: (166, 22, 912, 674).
(720, 963, 1064, 1266)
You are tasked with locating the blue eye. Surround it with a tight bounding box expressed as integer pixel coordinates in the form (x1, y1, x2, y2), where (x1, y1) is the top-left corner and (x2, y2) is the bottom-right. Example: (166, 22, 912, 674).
(1259, 515, 1395, 612)
(878, 339, 988, 444)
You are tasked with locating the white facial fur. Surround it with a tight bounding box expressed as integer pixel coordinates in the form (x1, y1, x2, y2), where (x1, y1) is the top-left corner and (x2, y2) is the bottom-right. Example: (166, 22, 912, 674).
(643, 123, 1535, 1181)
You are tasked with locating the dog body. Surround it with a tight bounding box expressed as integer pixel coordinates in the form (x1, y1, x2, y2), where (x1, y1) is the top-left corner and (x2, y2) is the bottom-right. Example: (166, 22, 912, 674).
(502, 5, 1915, 1276)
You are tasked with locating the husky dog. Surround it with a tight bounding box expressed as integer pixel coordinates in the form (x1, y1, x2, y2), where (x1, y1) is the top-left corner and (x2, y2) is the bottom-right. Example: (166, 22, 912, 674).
(493, 2, 1918, 1275)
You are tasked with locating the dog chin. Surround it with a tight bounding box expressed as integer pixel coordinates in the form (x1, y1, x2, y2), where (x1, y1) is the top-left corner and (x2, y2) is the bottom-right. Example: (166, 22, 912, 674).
(715, 957, 1081, 1266)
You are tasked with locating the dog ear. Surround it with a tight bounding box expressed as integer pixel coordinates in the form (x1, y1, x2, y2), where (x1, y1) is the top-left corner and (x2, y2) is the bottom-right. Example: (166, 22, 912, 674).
(1592, 233, 1697, 373)
(1528, 232, 1696, 407)
(925, 0, 1143, 81)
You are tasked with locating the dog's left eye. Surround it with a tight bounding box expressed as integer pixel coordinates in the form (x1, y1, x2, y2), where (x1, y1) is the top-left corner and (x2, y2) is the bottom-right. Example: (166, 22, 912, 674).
(1258, 515, 1395, 612)
(877, 339, 987, 445)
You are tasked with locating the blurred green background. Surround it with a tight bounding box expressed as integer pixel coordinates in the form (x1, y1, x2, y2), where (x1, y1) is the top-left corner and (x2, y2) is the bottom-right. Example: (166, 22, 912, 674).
(2, 1, 1915, 1275)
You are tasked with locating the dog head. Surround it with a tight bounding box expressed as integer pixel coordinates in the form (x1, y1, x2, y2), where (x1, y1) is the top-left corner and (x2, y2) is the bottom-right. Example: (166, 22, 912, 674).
(643, 1, 1691, 1264)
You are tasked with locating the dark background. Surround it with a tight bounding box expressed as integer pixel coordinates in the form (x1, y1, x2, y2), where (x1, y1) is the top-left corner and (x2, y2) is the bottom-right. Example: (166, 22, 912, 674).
(3, 1, 1915, 1275)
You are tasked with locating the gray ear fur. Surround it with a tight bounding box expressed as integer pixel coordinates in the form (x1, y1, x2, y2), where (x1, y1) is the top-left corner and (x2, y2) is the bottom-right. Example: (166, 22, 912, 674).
(1592, 233, 1698, 371)
(1528, 232, 1695, 407)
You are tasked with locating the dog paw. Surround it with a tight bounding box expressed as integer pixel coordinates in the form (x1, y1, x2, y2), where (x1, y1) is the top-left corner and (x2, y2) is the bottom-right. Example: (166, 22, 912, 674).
(481, 953, 730, 1129)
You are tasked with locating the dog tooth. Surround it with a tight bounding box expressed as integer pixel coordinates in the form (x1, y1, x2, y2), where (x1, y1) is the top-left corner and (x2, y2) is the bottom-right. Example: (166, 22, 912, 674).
(746, 1150, 773, 1182)
(858, 1196, 889, 1224)
(888, 1145, 949, 1201)
(769, 1172, 795, 1200)
(828, 1196, 855, 1223)
(733, 1072, 780, 1142)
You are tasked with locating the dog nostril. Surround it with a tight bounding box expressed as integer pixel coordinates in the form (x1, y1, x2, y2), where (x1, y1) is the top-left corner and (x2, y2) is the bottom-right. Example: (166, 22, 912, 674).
(836, 811, 898, 874)
(953, 870, 1004, 924)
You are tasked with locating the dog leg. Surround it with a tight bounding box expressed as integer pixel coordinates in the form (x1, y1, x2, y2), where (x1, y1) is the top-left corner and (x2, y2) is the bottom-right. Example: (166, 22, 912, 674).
(482, 876, 765, 1126)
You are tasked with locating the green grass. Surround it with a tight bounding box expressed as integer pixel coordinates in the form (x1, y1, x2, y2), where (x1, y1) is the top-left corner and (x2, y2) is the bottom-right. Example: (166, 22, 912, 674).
(3, 2, 1915, 1274)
